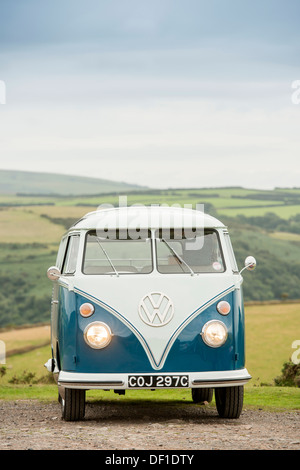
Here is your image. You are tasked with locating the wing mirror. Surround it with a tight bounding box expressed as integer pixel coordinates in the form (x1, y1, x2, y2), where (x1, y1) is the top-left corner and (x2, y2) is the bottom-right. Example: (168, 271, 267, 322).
(239, 256, 256, 274)
(47, 266, 61, 281)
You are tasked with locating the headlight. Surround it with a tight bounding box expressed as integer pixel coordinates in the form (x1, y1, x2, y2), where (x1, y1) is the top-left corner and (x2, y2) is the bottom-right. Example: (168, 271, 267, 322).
(84, 322, 112, 349)
(201, 320, 228, 348)
(79, 302, 95, 318)
(217, 300, 231, 315)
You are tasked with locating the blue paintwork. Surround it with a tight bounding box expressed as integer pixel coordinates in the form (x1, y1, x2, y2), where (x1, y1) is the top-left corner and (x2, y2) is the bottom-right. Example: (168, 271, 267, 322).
(56, 286, 246, 374)
(57, 286, 77, 371)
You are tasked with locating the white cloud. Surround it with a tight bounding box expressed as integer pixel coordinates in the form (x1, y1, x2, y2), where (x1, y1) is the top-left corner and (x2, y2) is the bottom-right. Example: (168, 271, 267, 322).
(0, 1, 300, 189)
(1, 94, 299, 189)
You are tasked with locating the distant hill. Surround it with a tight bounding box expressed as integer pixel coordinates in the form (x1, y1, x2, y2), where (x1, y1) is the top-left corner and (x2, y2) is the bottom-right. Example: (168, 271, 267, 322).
(0, 170, 147, 196)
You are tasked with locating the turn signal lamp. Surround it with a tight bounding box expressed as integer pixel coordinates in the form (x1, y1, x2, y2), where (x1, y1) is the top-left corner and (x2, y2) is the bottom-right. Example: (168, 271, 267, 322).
(80, 303, 95, 318)
(217, 301, 231, 315)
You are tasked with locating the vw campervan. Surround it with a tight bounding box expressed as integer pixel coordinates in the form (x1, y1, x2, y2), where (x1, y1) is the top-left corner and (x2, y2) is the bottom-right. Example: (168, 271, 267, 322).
(45, 206, 255, 421)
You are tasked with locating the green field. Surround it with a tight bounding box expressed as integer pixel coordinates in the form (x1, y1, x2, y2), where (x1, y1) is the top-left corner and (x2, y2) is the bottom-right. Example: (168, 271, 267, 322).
(245, 302, 300, 385)
(218, 204, 300, 219)
(1, 185, 300, 326)
(0, 384, 299, 412)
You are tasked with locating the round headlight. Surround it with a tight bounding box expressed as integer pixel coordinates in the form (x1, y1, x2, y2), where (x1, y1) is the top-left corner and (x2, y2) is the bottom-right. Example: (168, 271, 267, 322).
(217, 301, 231, 315)
(201, 320, 228, 348)
(79, 302, 95, 318)
(84, 322, 112, 349)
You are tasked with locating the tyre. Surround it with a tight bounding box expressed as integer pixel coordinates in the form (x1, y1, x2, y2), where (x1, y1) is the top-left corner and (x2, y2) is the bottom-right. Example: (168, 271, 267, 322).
(191, 387, 213, 404)
(215, 385, 244, 419)
(61, 388, 86, 421)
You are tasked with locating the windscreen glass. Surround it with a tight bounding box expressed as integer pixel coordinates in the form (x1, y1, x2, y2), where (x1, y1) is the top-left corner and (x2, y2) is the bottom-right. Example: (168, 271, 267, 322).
(83, 230, 152, 275)
(155, 229, 225, 274)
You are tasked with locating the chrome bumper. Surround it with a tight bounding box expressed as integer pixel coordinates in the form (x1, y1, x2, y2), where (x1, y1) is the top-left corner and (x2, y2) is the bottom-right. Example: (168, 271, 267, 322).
(57, 368, 251, 390)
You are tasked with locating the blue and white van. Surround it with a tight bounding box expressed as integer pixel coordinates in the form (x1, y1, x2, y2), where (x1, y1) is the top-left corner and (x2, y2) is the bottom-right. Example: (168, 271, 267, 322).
(45, 205, 256, 421)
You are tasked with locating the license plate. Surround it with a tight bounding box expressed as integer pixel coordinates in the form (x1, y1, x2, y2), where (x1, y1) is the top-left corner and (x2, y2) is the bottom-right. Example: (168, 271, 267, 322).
(128, 375, 189, 388)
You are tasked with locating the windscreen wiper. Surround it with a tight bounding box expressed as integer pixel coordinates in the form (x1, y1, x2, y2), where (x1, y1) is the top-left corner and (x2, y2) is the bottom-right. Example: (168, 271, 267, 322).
(95, 238, 119, 277)
(161, 238, 194, 276)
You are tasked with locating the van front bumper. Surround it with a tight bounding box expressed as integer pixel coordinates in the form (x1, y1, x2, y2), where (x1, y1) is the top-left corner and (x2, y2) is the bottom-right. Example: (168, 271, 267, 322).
(57, 368, 251, 391)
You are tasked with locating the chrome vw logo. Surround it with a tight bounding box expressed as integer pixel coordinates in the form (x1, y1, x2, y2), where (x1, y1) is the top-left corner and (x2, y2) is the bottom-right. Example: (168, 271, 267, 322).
(138, 292, 174, 327)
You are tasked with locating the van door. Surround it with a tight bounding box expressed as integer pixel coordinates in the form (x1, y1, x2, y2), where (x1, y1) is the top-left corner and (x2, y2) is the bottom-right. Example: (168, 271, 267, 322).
(50, 236, 67, 367)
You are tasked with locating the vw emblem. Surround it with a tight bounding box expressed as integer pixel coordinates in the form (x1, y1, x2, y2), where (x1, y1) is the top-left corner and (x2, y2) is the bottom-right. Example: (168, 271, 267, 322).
(138, 292, 174, 327)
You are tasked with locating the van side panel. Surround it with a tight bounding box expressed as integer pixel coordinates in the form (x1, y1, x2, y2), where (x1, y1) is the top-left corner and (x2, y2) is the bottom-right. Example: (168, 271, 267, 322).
(58, 286, 78, 371)
(233, 286, 246, 370)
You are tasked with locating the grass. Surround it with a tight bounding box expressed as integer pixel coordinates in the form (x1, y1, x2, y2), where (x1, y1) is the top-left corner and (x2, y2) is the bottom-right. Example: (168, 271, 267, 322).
(1, 325, 51, 353)
(86, 385, 300, 411)
(0, 384, 57, 401)
(28, 205, 96, 219)
(0, 384, 299, 411)
(218, 204, 300, 219)
(1, 344, 52, 385)
(0, 242, 55, 305)
(231, 225, 300, 265)
(0, 208, 64, 243)
(245, 303, 300, 385)
(243, 385, 300, 410)
(0, 186, 294, 208)
(269, 231, 300, 242)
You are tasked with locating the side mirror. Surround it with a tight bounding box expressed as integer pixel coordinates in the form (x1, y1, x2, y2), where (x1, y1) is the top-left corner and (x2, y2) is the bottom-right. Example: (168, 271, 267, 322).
(47, 266, 61, 281)
(239, 256, 256, 274)
(245, 256, 256, 271)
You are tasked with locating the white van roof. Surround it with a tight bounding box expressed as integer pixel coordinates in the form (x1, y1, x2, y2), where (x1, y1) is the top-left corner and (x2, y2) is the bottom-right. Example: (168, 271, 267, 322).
(70, 206, 225, 231)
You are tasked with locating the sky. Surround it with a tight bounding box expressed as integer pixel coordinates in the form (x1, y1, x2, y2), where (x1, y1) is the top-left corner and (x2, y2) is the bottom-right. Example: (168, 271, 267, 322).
(0, 0, 300, 190)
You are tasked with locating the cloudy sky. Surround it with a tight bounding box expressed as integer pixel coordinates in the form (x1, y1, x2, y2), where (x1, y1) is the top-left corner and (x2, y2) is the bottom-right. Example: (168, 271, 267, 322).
(0, 0, 300, 189)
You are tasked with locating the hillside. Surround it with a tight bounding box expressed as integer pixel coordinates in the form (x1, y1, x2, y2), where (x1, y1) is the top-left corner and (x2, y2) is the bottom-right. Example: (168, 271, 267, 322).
(0, 169, 147, 196)
(0, 185, 300, 327)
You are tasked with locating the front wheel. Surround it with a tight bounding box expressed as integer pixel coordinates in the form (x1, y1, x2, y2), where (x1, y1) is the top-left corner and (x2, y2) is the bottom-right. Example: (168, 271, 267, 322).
(61, 388, 86, 421)
(215, 386, 244, 419)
